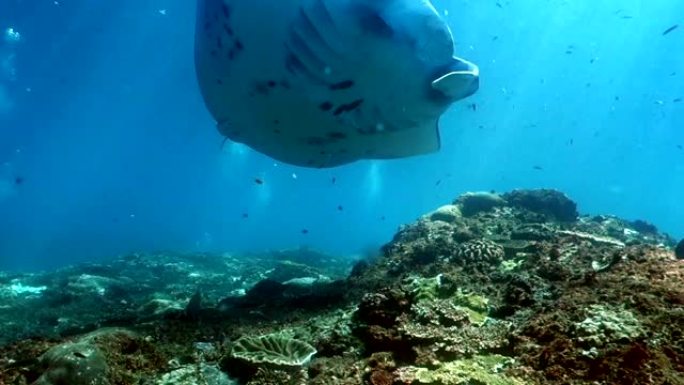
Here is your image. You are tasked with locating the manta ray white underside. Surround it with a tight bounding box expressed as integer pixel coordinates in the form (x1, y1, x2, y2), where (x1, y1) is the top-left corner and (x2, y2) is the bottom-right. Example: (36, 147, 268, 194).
(195, 0, 479, 168)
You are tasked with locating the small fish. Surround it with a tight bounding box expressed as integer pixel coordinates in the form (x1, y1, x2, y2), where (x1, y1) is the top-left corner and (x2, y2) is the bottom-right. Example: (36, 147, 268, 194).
(674, 98, 682, 103)
(242, 213, 249, 219)
(301, 229, 309, 234)
(331, 177, 336, 184)
(254, 178, 263, 185)
(337, 205, 343, 211)
(677, 144, 683, 150)
(435, 179, 442, 186)
(468, 103, 477, 111)
(380, 216, 386, 221)
(14, 176, 24, 185)
(533, 165, 543, 171)
(663, 24, 679, 36)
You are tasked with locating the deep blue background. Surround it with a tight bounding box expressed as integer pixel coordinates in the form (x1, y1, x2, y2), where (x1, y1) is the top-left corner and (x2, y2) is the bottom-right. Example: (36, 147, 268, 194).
(1, 0, 682, 271)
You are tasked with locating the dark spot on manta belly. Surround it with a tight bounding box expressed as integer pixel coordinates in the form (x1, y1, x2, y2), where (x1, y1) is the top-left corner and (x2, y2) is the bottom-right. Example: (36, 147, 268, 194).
(357, 127, 377, 135)
(306, 136, 328, 146)
(329, 80, 354, 90)
(327, 131, 347, 140)
(359, 12, 394, 38)
(253, 82, 270, 95)
(253, 80, 284, 95)
(285, 54, 302, 74)
(221, 4, 232, 18)
(333, 99, 364, 116)
(305, 132, 347, 147)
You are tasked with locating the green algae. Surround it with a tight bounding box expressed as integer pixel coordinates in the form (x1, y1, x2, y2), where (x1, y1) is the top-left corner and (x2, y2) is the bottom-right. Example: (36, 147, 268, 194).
(406, 274, 444, 303)
(575, 304, 643, 346)
(406, 275, 490, 325)
(452, 289, 489, 326)
(407, 354, 527, 385)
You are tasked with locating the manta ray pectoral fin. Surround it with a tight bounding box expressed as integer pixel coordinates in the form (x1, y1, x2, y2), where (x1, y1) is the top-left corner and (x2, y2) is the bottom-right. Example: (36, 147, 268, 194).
(431, 56, 480, 100)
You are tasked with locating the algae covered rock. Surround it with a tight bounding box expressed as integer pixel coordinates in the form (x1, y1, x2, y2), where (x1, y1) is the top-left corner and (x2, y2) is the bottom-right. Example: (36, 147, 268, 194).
(452, 289, 490, 326)
(155, 363, 235, 385)
(29, 328, 166, 385)
(397, 355, 526, 385)
(427, 204, 462, 223)
(574, 305, 643, 346)
(454, 191, 507, 217)
(676, 238, 684, 259)
(33, 340, 109, 385)
(502, 189, 578, 222)
(230, 332, 317, 367)
(405, 274, 444, 303)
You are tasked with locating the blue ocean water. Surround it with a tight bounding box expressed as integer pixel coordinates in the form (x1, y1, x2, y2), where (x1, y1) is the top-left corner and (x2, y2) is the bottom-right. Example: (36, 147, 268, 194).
(0, 0, 682, 271)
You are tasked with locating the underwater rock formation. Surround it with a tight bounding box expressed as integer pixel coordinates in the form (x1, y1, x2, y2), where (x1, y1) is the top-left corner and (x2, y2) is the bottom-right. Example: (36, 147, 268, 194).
(0, 189, 682, 385)
(454, 191, 507, 217)
(503, 188, 578, 222)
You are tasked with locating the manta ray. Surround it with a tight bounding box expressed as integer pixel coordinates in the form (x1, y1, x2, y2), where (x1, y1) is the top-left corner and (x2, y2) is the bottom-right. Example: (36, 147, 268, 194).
(194, 0, 479, 168)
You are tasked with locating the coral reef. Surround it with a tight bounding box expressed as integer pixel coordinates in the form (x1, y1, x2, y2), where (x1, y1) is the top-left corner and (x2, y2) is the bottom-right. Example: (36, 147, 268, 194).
(0, 189, 682, 385)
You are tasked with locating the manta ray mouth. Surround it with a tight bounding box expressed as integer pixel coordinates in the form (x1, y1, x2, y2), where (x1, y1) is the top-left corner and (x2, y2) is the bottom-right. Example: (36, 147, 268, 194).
(430, 56, 480, 102)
